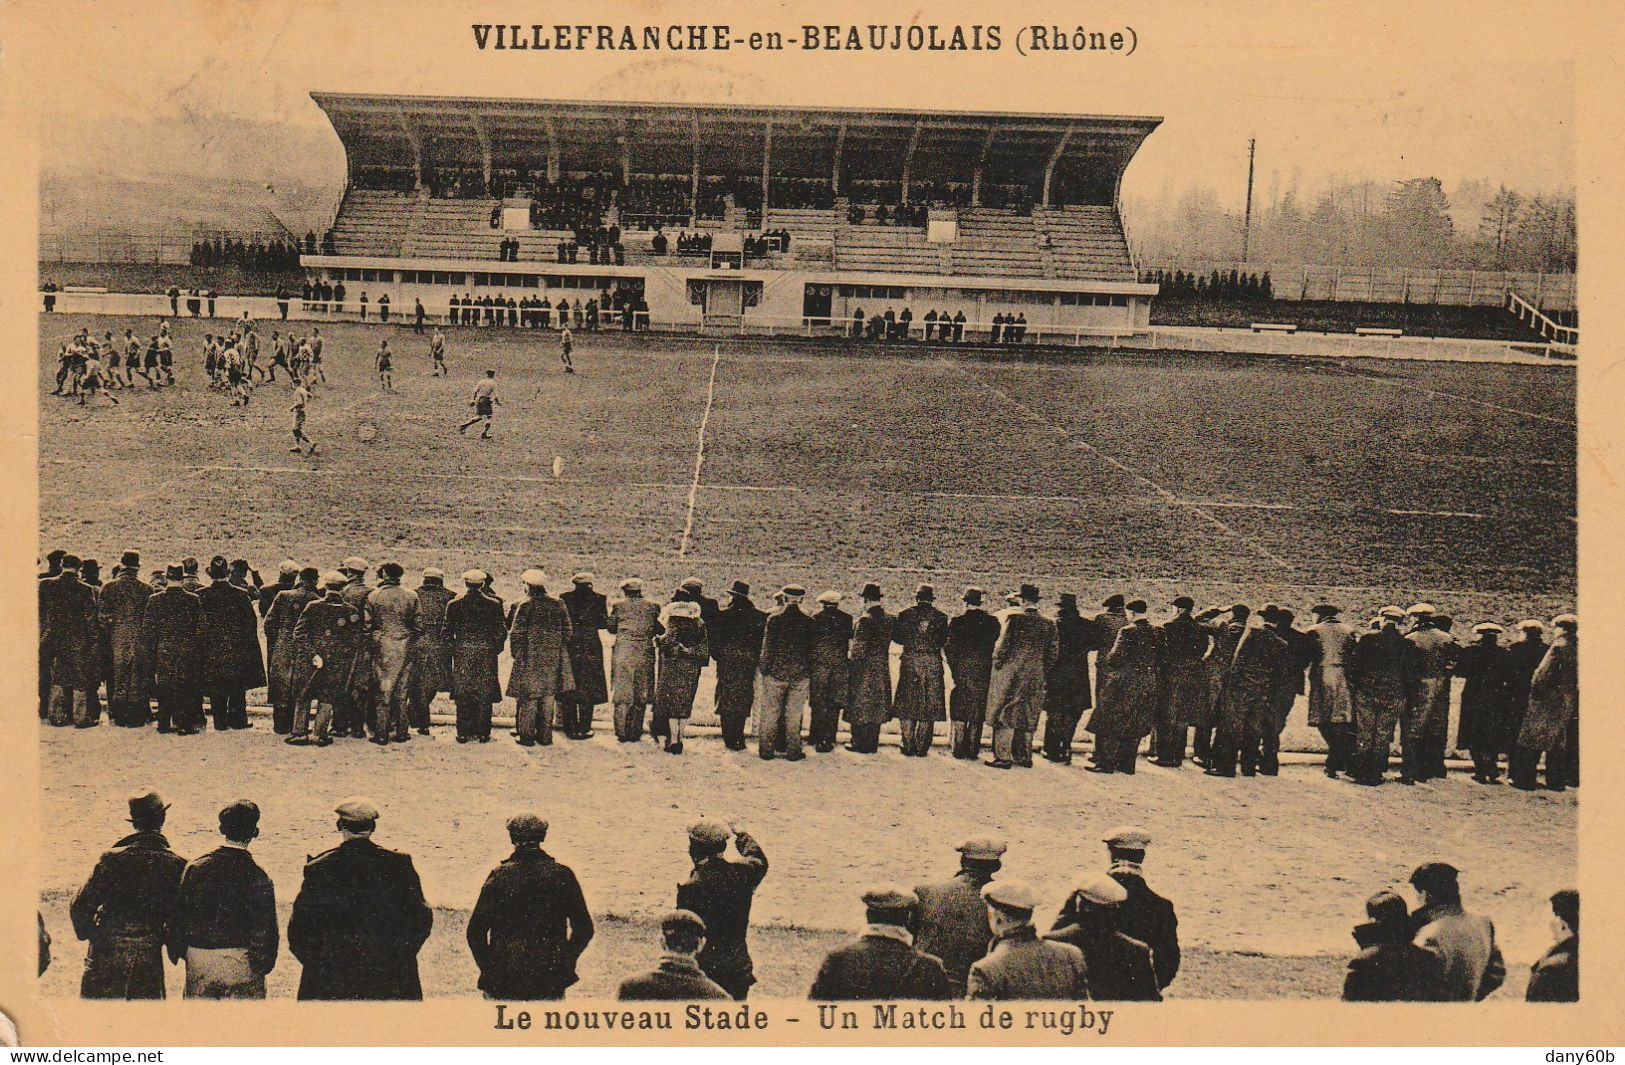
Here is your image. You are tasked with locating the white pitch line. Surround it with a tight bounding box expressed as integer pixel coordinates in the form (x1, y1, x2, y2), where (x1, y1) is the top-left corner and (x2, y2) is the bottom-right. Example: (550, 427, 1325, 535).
(1331, 366, 1576, 427)
(678, 343, 723, 558)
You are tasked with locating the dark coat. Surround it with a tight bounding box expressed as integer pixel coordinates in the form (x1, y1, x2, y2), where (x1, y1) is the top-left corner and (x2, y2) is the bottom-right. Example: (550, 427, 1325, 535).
(1342, 932, 1447, 1001)
(967, 927, 1089, 1000)
(1045, 609, 1094, 720)
(608, 595, 663, 706)
(1090, 619, 1162, 738)
(171, 846, 279, 976)
(1525, 935, 1578, 1003)
(291, 594, 364, 702)
(1504, 634, 1548, 735)
(1305, 619, 1359, 727)
(810, 933, 953, 1000)
(287, 836, 433, 1000)
(196, 581, 266, 690)
(1201, 618, 1248, 727)
(1108, 865, 1180, 990)
(98, 574, 153, 704)
(1455, 641, 1517, 751)
(467, 845, 594, 999)
(945, 609, 1000, 723)
(560, 586, 610, 705)
(710, 596, 766, 717)
(914, 868, 996, 993)
(1159, 613, 1211, 727)
(70, 831, 186, 999)
(846, 606, 893, 725)
(676, 831, 768, 993)
(1219, 624, 1289, 735)
(1046, 920, 1161, 1001)
(446, 590, 507, 704)
(1349, 626, 1411, 725)
(265, 586, 320, 705)
(1091, 610, 1129, 706)
(809, 606, 854, 712)
(759, 604, 814, 682)
(506, 592, 575, 698)
(892, 603, 949, 721)
(412, 581, 457, 695)
(618, 954, 730, 1000)
(142, 586, 202, 689)
(654, 616, 709, 719)
(40, 571, 101, 690)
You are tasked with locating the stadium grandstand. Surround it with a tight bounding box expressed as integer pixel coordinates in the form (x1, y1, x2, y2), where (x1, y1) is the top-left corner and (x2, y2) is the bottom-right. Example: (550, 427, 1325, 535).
(304, 93, 1161, 334)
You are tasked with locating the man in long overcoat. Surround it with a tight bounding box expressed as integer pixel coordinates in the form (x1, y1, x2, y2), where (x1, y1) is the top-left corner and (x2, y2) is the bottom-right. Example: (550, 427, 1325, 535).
(1455, 623, 1515, 783)
(1152, 596, 1210, 767)
(195, 557, 265, 731)
(142, 564, 204, 734)
(70, 790, 186, 998)
(945, 588, 1000, 760)
(408, 568, 456, 735)
(1041, 593, 1094, 765)
(445, 570, 506, 743)
(559, 573, 609, 739)
(1405, 606, 1457, 781)
(891, 584, 949, 756)
(1504, 620, 1549, 744)
(285, 572, 363, 746)
(710, 581, 766, 750)
(467, 814, 594, 999)
(365, 561, 421, 743)
(1090, 593, 1130, 711)
(845, 584, 892, 753)
(1305, 604, 1359, 776)
(1511, 614, 1578, 790)
(288, 798, 433, 1000)
(607, 577, 662, 742)
(1207, 605, 1290, 777)
(985, 584, 1058, 769)
(41, 554, 101, 727)
(1347, 607, 1417, 785)
(98, 551, 152, 727)
(1263, 609, 1313, 775)
(334, 557, 374, 737)
(807, 591, 854, 752)
(265, 568, 321, 734)
(1194, 604, 1248, 766)
(1088, 600, 1162, 774)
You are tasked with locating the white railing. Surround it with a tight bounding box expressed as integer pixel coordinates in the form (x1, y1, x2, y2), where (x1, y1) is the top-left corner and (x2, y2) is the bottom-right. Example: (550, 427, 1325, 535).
(1507, 289, 1578, 349)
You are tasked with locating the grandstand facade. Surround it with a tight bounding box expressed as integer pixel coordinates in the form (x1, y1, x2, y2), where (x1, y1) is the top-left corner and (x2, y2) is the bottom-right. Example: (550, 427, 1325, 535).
(304, 94, 1161, 334)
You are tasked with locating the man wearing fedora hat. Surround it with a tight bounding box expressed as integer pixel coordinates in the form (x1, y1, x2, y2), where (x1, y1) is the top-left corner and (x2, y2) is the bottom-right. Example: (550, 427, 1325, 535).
(142, 562, 204, 735)
(407, 568, 456, 735)
(445, 570, 508, 743)
(40, 553, 100, 729)
(171, 800, 278, 998)
(809, 886, 952, 1000)
(196, 555, 265, 732)
(710, 580, 767, 751)
(808, 591, 854, 753)
(846, 583, 893, 754)
(98, 551, 153, 728)
(508, 570, 576, 747)
(1153, 596, 1210, 768)
(915, 837, 1006, 996)
(467, 813, 595, 999)
(892, 583, 949, 757)
(756, 584, 814, 761)
(946, 587, 1000, 760)
(985, 583, 1057, 769)
(1207, 605, 1290, 778)
(1041, 592, 1094, 765)
(265, 567, 321, 735)
(366, 561, 422, 744)
(70, 789, 187, 998)
(968, 880, 1088, 1000)
(559, 573, 610, 739)
(607, 577, 663, 742)
(1088, 599, 1161, 774)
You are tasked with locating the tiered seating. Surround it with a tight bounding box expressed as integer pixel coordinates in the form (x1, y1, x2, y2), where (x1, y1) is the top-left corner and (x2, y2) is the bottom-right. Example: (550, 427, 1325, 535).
(1034, 205, 1135, 282)
(401, 200, 573, 262)
(328, 190, 415, 257)
(765, 208, 836, 264)
(949, 210, 1046, 278)
(834, 222, 942, 274)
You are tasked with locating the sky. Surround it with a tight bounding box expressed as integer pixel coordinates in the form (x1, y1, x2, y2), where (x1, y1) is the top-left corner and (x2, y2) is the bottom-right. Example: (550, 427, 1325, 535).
(11, 0, 1580, 207)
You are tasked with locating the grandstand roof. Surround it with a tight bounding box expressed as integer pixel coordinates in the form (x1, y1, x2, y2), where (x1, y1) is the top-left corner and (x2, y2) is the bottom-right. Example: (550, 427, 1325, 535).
(310, 93, 1161, 187)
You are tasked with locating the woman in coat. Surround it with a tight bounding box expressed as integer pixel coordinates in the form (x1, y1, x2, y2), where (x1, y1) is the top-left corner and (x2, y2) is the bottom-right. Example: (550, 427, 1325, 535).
(1454, 623, 1515, 783)
(845, 590, 893, 753)
(265, 568, 321, 734)
(653, 601, 709, 754)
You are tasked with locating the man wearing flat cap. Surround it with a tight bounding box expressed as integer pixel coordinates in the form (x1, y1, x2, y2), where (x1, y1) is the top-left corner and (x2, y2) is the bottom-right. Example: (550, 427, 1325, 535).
(195, 556, 265, 732)
(807, 591, 854, 753)
(607, 577, 663, 742)
(171, 800, 278, 998)
(1088, 599, 1161, 774)
(1407, 862, 1504, 1001)
(985, 583, 1058, 769)
(946, 588, 1000, 759)
(70, 790, 187, 998)
(559, 573, 609, 740)
(141, 563, 204, 735)
(710, 580, 767, 751)
(408, 568, 456, 735)
(1348, 607, 1416, 785)
(467, 814, 595, 999)
(507, 570, 576, 747)
(1153, 596, 1211, 767)
(364, 562, 421, 744)
(1093, 826, 1180, 991)
(97, 551, 152, 727)
(892, 584, 950, 757)
(289, 798, 433, 1000)
(446, 570, 508, 743)
(1090, 593, 1130, 707)
(1041, 592, 1094, 765)
(1405, 606, 1457, 781)
(845, 583, 893, 754)
(1046, 873, 1160, 1001)
(618, 911, 730, 1000)
(810, 886, 952, 1000)
(286, 572, 365, 747)
(676, 820, 770, 999)
(915, 837, 1007, 996)
(757, 584, 814, 761)
(967, 880, 1088, 1000)
(1192, 604, 1249, 767)
(1512, 614, 1578, 791)
(1305, 605, 1360, 777)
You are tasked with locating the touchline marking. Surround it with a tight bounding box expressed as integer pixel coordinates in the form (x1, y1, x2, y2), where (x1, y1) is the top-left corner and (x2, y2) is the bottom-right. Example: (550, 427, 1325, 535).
(678, 343, 722, 558)
(1330, 366, 1576, 427)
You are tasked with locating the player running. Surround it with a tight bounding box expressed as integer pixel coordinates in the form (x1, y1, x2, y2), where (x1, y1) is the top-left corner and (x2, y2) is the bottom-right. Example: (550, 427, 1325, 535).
(457, 369, 500, 439)
(289, 382, 317, 454)
(78, 354, 119, 406)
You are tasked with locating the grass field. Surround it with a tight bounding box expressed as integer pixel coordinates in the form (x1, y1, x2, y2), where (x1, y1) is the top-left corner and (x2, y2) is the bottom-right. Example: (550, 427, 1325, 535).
(36, 312, 1577, 1000)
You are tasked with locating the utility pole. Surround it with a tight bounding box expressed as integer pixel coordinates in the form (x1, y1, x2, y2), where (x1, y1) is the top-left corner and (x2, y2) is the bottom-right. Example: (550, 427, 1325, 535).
(1241, 137, 1256, 262)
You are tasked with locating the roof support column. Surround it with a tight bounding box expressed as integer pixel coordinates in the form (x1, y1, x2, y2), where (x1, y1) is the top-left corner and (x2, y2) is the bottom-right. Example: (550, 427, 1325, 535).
(541, 116, 559, 184)
(831, 124, 845, 197)
(690, 112, 702, 227)
(972, 127, 995, 207)
(1042, 127, 1074, 208)
(395, 110, 423, 190)
(900, 122, 922, 204)
(471, 114, 493, 195)
(762, 122, 773, 214)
